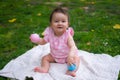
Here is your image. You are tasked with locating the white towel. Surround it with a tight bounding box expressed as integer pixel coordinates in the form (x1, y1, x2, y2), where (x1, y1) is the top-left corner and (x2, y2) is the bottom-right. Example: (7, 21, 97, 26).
(0, 43, 120, 80)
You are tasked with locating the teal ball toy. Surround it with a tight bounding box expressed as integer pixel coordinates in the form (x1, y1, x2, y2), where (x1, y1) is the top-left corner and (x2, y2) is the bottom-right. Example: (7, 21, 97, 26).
(68, 64, 76, 71)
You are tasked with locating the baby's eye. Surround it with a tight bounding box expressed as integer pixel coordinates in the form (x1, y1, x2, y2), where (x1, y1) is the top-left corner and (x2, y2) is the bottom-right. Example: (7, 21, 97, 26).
(55, 21, 58, 22)
(62, 21, 66, 22)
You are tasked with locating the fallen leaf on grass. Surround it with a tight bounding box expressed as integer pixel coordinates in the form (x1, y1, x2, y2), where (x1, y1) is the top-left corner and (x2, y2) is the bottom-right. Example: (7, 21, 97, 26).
(113, 24, 120, 29)
(8, 18, 16, 23)
(86, 42, 91, 45)
(37, 13, 42, 16)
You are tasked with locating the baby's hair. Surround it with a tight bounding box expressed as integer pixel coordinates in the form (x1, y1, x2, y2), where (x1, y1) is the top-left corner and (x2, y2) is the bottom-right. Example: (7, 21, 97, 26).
(49, 7, 69, 22)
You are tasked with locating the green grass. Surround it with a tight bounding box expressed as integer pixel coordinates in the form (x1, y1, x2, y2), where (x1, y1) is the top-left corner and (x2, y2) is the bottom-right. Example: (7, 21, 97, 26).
(0, 0, 120, 80)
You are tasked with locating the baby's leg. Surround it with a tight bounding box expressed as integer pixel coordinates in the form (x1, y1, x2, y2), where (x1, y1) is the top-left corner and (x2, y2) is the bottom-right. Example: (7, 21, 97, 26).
(34, 54, 55, 73)
(66, 56, 80, 77)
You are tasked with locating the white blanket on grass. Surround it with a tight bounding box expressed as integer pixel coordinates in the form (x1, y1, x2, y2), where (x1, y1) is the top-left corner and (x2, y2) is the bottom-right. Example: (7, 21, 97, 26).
(0, 44, 120, 80)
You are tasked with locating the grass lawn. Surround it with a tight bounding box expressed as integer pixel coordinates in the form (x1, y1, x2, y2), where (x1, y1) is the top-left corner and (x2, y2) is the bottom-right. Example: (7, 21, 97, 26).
(0, 0, 120, 80)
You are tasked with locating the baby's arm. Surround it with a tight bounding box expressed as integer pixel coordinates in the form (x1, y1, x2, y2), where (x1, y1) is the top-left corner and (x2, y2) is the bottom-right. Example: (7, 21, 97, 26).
(37, 38, 47, 45)
(67, 35, 77, 64)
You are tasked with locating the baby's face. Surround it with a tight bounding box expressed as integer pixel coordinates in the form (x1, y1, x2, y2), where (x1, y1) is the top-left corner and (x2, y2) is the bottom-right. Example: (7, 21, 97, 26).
(50, 12, 69, 36)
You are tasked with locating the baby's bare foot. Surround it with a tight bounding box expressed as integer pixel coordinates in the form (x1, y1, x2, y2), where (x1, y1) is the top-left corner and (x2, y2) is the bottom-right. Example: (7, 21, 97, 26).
(34, 67, 48, 73)
(66, 70, 76, 77)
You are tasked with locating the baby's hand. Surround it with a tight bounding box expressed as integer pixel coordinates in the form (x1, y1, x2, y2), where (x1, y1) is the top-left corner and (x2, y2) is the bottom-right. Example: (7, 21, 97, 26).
(67, 56, 75, 65)
(30, 33, 40, 43)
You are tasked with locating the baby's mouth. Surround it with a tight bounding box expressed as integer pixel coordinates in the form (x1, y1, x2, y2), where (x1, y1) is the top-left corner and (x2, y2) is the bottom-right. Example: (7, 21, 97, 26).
(57, 27, 63, 29)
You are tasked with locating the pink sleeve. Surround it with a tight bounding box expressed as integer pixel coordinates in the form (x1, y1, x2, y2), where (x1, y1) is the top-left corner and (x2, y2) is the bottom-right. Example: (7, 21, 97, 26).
(43, 27, 50, 42)
(65, 27, 74, 43)
(68, 27, 74, 36)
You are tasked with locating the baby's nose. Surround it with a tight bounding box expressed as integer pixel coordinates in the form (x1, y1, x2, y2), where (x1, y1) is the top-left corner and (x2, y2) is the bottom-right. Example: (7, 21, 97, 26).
(58, 21, 62, 25)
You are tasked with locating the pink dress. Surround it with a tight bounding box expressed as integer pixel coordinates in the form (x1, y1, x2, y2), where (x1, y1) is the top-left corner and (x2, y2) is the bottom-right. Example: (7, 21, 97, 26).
(43, 27, 77, 63)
